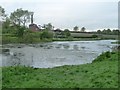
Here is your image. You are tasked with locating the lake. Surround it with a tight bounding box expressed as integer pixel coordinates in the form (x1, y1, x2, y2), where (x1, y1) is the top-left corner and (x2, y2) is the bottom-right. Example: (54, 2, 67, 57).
(0, 40, 118, 68)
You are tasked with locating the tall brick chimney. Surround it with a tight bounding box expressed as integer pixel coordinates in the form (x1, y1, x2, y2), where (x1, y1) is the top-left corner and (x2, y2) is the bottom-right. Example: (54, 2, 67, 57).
(29, 12, 40, 31)
(31, 14, 33, 24)
(30, 12, 34, 24)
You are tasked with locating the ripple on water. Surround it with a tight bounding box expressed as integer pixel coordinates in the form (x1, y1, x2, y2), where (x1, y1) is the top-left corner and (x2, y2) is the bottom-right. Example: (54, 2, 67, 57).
(1, 40, 118, 68)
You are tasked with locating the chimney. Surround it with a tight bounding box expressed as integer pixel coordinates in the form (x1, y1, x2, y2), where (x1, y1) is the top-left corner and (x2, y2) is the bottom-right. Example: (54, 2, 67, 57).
(30, 12, 34, 24)
(31, 14, 33, 24)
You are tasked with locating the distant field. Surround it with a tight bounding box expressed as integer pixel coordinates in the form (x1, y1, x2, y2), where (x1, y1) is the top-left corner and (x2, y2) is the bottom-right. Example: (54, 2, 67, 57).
(71, 32, 118, 39)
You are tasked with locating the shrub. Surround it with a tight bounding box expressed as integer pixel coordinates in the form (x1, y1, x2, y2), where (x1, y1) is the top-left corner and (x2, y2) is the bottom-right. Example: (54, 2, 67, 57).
(23, 33, 34, 43)
(92, 35, 98, 38)
(93, 51, 111, 62)
(2, 36, 18, 44)
(63, 29, 71, 38)
(17, 26, 25, 38)
(67, 36, 73, 41)
(105, 51, 111, 58)
(40, 30, 53, 39)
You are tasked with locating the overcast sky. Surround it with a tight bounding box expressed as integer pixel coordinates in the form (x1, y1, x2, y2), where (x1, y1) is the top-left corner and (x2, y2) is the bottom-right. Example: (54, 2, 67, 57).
(0, 0, 119, 31)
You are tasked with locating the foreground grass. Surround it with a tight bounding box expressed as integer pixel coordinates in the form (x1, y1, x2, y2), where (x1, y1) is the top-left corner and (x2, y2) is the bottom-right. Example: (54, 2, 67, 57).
(2, 51, 119, 88)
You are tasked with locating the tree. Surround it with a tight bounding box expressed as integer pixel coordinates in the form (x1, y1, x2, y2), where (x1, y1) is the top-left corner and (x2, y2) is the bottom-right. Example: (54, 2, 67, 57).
(0, 6, 5, 16)
(43, 23, 54, 31)
(0, 6, 6, 20)
(106, 29, 111, 34)
(17, 26, 25, 37)
(97, 30, 102, 34)
(112, 29, 120, 35)
(63, 29, 71, 38)
(2, 17, 11, 33)
(73, 26, 79, 31)
(40, 30, 53, 39)
(10, 8, 31, 26)
(81, 27, 86, 32)
(102, 29, 107, 34)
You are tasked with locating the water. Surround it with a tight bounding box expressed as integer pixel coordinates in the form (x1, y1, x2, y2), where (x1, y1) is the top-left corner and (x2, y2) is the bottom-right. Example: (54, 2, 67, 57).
(0, 40, 118, 68)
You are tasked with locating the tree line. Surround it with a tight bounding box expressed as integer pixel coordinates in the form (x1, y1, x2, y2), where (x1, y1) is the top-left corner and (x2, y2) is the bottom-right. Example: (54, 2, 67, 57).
(96, 29, 119, 35)
(0, 6, 119, 44)
(0, 6, 86, 39)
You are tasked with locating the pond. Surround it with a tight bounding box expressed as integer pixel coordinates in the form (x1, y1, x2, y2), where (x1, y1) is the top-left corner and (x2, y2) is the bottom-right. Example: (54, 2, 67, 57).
(0, 40, 118, 68)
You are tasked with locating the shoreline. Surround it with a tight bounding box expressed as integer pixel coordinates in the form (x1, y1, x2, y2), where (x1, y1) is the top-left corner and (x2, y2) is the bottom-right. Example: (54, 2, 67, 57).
(1, 50, 118, 69)
(2, 36, 118, 44)
(1, 38, 118, 45)
(1, 40, 118, 68)
(2, 51, 119, 88)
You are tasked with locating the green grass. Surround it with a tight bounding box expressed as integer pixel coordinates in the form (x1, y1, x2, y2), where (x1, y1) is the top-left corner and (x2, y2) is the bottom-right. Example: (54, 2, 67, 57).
(2, 51, 119, 88)
(2, 35, 113, 44)
(2, 36, 52, 44)
(52, 37, 102, 41)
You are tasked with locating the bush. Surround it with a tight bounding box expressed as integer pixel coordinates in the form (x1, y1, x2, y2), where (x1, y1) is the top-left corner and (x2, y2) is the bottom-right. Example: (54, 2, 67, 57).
(40, 30, 53, 39)
(2, 36, 18, 44)
(63, 29, 71, 38)
(31, 32, 41, 38)
(105, 51, 111, 58)
(93, 51, 111, 62)
(92, 35, 98, 38)
(23, 33, 34, 43)
(67, 36, 73, 41)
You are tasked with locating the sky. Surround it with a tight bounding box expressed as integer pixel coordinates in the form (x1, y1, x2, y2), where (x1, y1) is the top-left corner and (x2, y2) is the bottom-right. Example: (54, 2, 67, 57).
(0, 0, 119, 31)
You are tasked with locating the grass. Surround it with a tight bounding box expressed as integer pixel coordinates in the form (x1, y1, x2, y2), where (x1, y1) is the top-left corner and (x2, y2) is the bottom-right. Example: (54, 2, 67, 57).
(2, 34, 115, 44)
(2, 51, 119, 88)
(2, 36, 53, 44)
(52, 37, 102, 41)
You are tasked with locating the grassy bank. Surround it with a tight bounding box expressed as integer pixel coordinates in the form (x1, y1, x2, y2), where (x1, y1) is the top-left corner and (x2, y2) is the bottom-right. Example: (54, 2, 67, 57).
(2, 33, 117, 44)
(2, 36, 109, 44)
(2, 36, 53, 44)
(2, 51, 119, 88)
(52, 37, 102, 41)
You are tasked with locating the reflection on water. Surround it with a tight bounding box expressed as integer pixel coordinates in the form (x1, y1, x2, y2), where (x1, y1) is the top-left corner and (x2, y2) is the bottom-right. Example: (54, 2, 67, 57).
(63, 44, 70, 49)
(0, 40, 118, 68)
(73, 45, 79, 50)
(55, 44, 62, 49)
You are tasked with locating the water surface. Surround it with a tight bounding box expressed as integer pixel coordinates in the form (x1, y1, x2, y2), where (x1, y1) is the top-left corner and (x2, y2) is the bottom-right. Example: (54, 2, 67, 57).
(0, 40, 118, 68)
